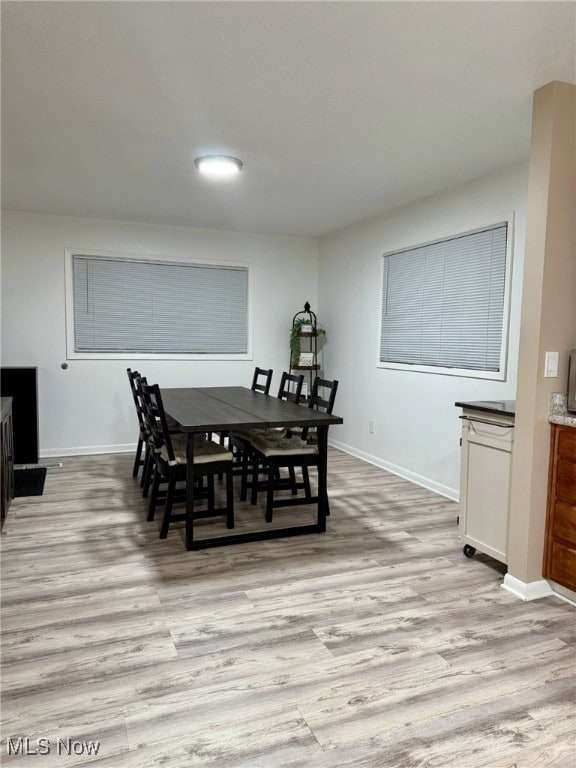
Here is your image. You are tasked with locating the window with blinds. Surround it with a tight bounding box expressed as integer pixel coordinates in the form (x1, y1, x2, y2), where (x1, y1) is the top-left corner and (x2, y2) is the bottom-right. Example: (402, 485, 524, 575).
(379, 221, 511, 377)
(70, 253, 249, 356)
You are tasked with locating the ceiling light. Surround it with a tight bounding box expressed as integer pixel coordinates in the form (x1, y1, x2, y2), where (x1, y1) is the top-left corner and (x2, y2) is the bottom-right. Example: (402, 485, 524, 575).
(194, 155, 243, 177)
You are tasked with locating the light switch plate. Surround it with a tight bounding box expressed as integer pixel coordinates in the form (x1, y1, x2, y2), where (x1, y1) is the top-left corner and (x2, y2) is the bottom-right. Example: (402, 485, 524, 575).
(544, 351, 559, 377)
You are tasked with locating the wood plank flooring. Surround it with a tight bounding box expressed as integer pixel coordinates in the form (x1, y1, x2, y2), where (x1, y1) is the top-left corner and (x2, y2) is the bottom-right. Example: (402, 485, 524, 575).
(1, 449, 575, 767)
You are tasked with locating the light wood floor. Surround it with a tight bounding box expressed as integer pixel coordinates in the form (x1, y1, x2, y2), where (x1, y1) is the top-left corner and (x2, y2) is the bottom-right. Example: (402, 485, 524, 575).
(1, 449, 575, 768)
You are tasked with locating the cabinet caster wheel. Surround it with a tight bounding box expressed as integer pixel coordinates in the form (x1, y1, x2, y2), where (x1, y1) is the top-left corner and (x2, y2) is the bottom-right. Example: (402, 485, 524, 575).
(463, 545, 476, 558)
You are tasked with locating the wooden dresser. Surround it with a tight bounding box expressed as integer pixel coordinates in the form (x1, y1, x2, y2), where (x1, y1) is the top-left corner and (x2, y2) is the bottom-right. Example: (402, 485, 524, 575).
(543, 423, 576, 591)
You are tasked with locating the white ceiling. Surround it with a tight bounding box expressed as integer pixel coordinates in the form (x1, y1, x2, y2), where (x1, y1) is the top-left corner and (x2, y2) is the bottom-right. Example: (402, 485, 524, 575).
(2, 1, 575, 237)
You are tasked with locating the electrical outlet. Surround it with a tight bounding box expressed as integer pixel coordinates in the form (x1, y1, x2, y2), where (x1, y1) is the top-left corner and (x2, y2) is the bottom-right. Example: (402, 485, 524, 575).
(369, 420, 375, 434)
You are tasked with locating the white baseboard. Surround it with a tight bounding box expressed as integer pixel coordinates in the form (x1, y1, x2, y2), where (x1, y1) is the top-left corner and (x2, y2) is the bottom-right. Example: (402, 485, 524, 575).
(40, 444, 134, 458)
(328, 438, 459, 501)
(502, 574, 554, 601)
(549, 581, 576, 607)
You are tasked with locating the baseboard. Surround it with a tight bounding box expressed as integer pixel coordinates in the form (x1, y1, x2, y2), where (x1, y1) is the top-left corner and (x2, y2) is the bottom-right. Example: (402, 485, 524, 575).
(328, 438, 459, 501)
(40, 444, 134, 458)
(549, 581, 576, 607)
(501, 574, 554, 601)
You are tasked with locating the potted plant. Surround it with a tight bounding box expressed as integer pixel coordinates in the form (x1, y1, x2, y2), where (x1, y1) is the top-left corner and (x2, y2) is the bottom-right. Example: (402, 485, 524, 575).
(290, 316, 326, 367)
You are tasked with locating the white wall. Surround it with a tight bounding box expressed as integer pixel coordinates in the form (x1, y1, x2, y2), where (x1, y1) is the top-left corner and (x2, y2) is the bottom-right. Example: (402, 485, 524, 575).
(1, 212, 318, 456)
(318, 162, 528, 499)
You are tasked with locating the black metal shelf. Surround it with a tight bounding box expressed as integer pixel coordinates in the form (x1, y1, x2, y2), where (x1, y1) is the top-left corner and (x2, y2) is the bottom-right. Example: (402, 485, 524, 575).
(290, 302, 320, 396)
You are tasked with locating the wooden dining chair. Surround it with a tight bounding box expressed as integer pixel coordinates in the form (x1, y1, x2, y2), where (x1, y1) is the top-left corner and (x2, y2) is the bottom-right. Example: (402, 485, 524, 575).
(247, 376, 338, 522)
(228, 367, 273, 473)
(250, 366, 274, 395)
(141, 382, 234, 540)
(126, 368, 148, 480)
(237, 371, 304, 502)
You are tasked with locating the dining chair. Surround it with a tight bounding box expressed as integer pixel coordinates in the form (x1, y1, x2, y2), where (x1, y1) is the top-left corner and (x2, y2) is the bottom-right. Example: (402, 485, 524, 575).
(237, 371, 304, 503)
(228, 366, 273, 473)
(250, 366, 274, 395)
(210, 366, 274, 454)
(126, 368, 148, 480)
(247, 376, 338, 522)
(141, 382, 234, 540)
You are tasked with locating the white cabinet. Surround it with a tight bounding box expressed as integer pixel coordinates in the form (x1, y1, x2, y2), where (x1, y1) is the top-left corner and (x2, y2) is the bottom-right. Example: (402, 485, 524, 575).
(457, 403, 515, 563)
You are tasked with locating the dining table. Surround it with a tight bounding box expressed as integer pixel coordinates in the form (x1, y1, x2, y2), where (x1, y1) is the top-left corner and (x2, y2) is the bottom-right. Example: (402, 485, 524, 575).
(161, 386, 343, 550)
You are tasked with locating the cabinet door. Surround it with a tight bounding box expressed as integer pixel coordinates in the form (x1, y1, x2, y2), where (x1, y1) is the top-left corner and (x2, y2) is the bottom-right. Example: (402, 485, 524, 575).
(459, 415, 514, 563)
(544, 424, 576, 591)
(463, 441, 511, 561)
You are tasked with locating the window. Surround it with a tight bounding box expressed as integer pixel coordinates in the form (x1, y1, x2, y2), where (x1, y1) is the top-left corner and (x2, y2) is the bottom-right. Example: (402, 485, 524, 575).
(66, 252, 250, 359)
(379, 220, 512, 379)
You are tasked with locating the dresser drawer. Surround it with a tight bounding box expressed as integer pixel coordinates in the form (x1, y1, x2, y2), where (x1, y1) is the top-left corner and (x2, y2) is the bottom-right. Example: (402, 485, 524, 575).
(555, 459, 576, 506)
(557, 426, 576, 462)
(549, 540, 576, 592)
(550, 500, 576, 545)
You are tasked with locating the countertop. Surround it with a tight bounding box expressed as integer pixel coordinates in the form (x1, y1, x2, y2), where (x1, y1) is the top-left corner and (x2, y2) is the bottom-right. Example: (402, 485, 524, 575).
(455, 396, 576, 428)
(548, 393, 576, 428)
(454, 400, 516, 417)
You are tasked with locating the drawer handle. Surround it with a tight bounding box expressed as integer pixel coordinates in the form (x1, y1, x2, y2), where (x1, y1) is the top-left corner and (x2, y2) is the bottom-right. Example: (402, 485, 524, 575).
(460, 415, 514, 429)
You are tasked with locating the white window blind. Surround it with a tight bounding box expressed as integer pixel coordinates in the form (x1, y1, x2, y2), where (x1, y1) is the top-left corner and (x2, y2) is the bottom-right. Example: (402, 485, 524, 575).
(72, 255, 249, 354)
(380, 223, 508, 372)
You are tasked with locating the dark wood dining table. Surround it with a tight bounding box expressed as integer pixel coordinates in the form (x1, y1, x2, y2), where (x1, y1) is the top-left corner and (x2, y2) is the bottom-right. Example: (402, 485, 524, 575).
(162, 386, 343, 550)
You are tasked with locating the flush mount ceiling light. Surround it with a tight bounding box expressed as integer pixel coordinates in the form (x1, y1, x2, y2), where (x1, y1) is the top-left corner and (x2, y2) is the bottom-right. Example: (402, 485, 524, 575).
(194, 155, 243, 177)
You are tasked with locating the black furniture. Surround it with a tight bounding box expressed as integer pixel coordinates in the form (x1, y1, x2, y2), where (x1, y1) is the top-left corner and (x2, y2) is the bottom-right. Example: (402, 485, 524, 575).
(228, 366, 273, 472)
(127, 369, 148, 480)
(250, 367, 274, 396)
(141, 383, 235, 540)
(0, 367, 39, 464)
(161, 385, 343, 550)
(231, 370, 302, 497)
(1, 398, 14, 526)
(248, 377, 339, 522)
(290, 302, 321, 399)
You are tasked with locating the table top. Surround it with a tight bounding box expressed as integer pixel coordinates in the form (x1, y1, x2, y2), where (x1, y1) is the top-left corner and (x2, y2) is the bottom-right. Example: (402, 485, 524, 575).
(162, 386, 343, 433)
(455, 400, 516, 417)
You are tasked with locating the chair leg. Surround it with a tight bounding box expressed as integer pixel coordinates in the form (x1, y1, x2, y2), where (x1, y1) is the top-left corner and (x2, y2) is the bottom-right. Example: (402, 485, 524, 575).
(132, 437, 143, 478)
(140, 444, 150, 489)
(240, 449, 249, 502)
(142, 448, 154, 497)
(251, 458, 260, 505)
(302, 467, 312, 499)
(159, 476, 176, 539)
(226, 468, 235, 529)
(288, 466, 297, 495)
(147, 466, 161, 521)
(265, 461, 275, 523)
(207, 476, 215, 511)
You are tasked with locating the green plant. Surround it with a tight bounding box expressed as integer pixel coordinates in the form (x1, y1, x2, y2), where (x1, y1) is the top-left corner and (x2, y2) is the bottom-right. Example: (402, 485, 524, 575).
(290, 316, 326, 366)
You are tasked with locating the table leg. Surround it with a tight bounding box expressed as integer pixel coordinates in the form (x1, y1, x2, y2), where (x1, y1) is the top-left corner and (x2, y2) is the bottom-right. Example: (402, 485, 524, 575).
(317, 425, 329, 531)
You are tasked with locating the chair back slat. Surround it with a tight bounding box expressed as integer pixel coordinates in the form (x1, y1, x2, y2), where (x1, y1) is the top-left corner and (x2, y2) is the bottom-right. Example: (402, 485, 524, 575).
(278, 371, 304, 404)
(251, 367, 273, 395)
